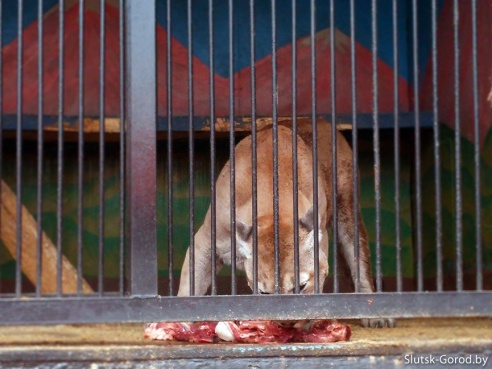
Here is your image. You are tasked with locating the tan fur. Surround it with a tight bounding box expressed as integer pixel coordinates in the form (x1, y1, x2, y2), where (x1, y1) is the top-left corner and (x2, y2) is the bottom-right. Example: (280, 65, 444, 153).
(178, 119, 395, 328)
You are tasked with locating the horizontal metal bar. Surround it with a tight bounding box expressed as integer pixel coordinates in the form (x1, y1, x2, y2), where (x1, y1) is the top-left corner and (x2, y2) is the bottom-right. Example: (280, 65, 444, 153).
(0, 113, 435, 132)
(1, 292, 491, 326)
(159, 112, 434, 131)
(1, 343, 489, 365)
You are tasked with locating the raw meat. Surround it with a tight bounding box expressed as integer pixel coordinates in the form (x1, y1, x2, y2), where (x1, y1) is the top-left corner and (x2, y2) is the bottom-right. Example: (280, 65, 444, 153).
(215, 320, 296, 343)
(144, 322, 218, 343)
(295, 319, 352, 343)
(144, 320, 351, 344)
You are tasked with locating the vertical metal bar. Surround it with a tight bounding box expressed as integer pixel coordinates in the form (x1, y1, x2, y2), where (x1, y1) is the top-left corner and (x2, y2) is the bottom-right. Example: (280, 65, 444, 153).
(250, 0, 258, 295)
(350, 0, 360, 293)
(187, 0, 195, 296)
(411, 0, 423, 292)
(75, 3, 84, 296)
(471, 0, 481, 291)
(166, 0, 173, 296)
(124, 0, 157, 296)
(453, 0, 462, 292)
(98, 0, 106, 296)
(77, 0, 85, 296)
(330, 0, 338, 294)
(0, 0, 3, 296)
(15, 0, 23, 298)
(209, 0, 217, 296)
(56, 0, 64, 297)
(292, 0, 300, 294)
(431, 0, 442, 292)
(310, 0, 319, 294)
(228, 0, 237, 295)
(271, 0, 280, 294)
(372, 0, 382, 293)
(118, 0, 125, 296)
(393, 0, 402, 293)
(36, 0, 44, 297)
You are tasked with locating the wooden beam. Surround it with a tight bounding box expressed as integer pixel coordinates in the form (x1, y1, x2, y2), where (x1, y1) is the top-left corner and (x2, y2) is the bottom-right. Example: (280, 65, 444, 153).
(0, 180, 93, 294)
(43, 118, 122, 134)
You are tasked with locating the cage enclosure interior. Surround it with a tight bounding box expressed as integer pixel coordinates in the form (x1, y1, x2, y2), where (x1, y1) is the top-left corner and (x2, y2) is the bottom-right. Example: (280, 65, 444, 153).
(0, 0, 491, 357)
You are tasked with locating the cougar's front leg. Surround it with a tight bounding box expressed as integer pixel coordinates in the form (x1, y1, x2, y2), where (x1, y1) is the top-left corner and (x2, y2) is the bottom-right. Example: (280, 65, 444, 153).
(177, 223, 213, 296)
(337, 203, 375, 294)
(337, 160, 396, 328)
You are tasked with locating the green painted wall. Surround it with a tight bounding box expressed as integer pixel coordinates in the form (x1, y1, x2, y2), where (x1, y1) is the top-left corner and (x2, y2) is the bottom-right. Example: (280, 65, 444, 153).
(420, 125, 492, 288)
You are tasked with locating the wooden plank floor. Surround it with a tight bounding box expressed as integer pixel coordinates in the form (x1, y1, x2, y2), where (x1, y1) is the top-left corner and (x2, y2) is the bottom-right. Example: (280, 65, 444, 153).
(0, 318, 491, 368)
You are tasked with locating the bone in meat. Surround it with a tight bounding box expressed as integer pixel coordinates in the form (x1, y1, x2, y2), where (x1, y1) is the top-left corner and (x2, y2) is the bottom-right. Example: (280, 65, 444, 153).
(144, 320, 351, 344)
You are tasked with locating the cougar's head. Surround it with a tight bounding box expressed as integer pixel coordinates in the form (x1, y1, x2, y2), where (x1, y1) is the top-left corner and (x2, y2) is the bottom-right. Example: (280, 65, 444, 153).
(236, 205, 328, 295)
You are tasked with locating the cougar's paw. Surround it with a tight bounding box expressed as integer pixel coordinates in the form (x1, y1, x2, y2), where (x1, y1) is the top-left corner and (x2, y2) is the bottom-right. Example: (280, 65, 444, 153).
(361, 318, 396, 328)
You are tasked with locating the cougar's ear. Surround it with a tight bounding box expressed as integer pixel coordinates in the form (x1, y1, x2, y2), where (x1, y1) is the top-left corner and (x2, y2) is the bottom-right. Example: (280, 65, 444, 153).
(300, 206, 315, 232)
(236, 221, 253, 258)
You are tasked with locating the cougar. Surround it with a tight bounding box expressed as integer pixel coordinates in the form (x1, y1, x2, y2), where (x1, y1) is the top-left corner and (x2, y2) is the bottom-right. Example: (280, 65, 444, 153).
(178, 119, 395, 328)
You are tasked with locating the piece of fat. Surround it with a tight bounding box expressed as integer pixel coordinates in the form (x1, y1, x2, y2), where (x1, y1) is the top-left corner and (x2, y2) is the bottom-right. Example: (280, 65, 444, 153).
(215, 321, 235, 342)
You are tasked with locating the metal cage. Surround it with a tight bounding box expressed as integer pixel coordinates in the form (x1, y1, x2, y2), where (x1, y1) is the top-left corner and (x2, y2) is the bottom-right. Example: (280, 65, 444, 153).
(0, 0, 491, 325)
